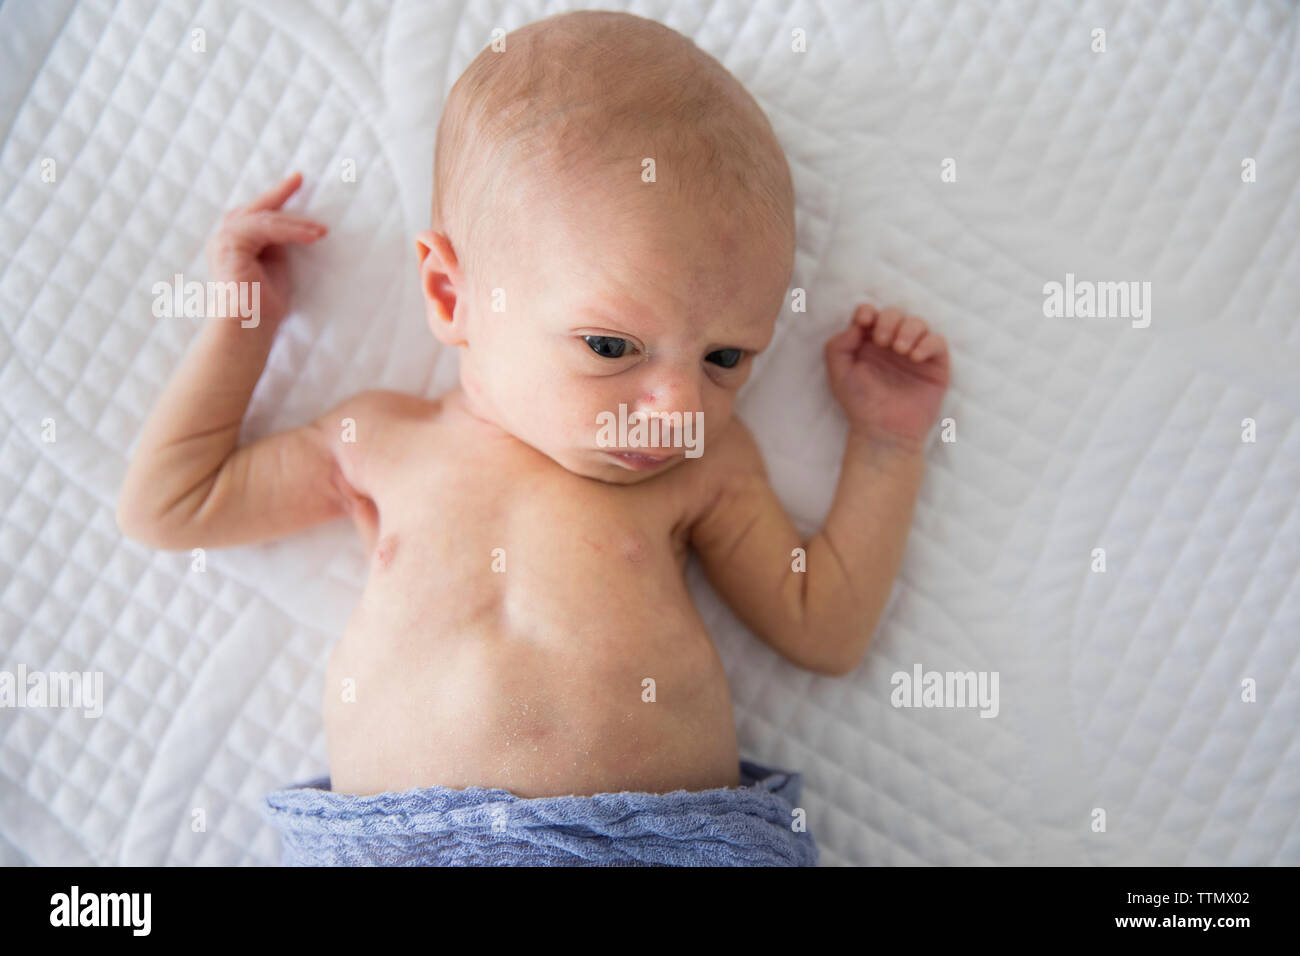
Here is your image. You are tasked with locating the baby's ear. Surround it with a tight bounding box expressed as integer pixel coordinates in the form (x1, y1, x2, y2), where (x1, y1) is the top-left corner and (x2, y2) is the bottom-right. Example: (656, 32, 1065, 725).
(414, 229, 466, 346)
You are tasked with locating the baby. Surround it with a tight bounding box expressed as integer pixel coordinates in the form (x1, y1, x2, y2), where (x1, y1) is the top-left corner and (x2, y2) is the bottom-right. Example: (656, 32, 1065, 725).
(117, 11, 949, 866)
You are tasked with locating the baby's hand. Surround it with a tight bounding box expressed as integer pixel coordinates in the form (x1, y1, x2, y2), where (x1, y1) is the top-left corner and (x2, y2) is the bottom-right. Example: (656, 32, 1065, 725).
(824, 304, 950, 452)
(204, 172, 327, 328)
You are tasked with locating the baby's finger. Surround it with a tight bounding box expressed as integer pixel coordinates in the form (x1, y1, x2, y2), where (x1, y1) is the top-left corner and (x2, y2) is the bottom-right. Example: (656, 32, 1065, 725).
(825, 320, 866, 359)
(825, 325, 866, 386)
(893, 315, 928, 354)
(871, 307, 905, 346)
(256, 210, 328, 233)
(228, 210, 327, 247)
(246, 171, 304, 212)
(852, 303, 878, 328)
(910, 331, 948, 363)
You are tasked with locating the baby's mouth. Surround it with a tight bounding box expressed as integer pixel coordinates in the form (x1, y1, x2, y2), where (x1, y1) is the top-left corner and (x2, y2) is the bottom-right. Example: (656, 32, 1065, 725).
(603, 450, 675, 471)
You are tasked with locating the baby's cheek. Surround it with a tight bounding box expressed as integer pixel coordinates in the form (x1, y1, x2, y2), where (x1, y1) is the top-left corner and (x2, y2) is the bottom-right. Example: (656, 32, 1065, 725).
(549, 384, 604, 442)
(701, 398, 733, 440)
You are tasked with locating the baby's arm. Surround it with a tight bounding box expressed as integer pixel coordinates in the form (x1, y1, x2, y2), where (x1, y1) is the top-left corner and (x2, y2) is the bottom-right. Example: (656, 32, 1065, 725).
(691, 305, 949, 676)
(117, 173, 373, 550)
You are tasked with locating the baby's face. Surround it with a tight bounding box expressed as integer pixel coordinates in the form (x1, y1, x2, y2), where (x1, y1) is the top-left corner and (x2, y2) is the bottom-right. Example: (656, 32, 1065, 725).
(452, 174, 792, 483)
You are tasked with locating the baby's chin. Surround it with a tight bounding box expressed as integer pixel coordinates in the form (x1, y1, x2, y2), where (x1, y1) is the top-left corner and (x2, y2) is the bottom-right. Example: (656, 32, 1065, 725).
(557, 447, 691, 484)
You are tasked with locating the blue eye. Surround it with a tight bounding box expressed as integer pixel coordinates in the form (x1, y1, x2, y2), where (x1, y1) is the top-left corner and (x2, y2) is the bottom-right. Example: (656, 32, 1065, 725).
(707, 348, 743, 368)
(584, 335, 628, 358)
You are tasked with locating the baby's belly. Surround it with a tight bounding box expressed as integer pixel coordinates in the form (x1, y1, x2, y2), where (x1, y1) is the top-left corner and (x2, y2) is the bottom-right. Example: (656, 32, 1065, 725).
(321, 551, 739, 797)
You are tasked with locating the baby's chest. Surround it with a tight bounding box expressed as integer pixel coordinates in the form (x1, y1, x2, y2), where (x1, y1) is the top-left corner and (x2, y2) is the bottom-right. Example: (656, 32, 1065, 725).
(366, 454, 694, 580)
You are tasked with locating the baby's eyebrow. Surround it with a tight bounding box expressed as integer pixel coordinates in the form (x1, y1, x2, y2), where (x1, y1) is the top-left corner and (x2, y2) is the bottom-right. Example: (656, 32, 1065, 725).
(576, 303, 653, 326)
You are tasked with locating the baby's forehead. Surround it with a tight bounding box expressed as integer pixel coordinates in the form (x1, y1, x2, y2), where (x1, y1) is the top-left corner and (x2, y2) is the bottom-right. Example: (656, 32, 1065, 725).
(491, 163, 784, 276)
(474, 114, 791, 271)
(493, 189, 790, 339)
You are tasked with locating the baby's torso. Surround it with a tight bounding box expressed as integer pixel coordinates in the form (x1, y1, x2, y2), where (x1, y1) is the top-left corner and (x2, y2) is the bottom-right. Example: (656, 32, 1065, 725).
(323, 391, 739, 797)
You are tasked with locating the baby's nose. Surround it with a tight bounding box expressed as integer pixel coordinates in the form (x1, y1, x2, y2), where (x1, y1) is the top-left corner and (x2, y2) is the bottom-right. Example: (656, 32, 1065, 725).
(641, 369, 702, 411)
(634, 375, 703, 441)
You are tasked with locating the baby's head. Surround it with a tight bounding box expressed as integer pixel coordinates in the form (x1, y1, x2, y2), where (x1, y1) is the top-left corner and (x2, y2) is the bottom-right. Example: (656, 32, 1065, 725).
(416, 10, 795, 482)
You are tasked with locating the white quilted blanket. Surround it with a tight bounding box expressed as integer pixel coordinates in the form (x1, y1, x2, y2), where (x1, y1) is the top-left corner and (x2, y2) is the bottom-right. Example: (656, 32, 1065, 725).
(1, 0, 1297, 866)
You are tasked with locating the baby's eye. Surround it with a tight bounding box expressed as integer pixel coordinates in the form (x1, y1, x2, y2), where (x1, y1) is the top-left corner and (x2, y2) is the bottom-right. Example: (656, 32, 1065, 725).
(706, 348, 743, 369)
(584, 335, 629, 359)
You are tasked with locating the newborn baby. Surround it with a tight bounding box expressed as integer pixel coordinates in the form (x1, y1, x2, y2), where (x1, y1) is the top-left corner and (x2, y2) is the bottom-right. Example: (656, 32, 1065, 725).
(117, 11, 949, 866)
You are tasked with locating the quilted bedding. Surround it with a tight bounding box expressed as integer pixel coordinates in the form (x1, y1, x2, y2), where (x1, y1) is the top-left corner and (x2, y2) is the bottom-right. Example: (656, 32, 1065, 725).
(1, 0, 1297, 866)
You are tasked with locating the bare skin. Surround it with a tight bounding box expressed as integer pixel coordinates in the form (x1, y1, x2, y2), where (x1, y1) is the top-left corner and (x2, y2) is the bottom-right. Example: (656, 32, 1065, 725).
(118, 173, 950, 798)
(320, 386, 741, 796)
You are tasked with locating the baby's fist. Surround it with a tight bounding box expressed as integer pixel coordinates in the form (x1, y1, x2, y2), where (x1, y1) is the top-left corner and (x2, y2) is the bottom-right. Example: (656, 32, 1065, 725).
(825, 304, 950, 452)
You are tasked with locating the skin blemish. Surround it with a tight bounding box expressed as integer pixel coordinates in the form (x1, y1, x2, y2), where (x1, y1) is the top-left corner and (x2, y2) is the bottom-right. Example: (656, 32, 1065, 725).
(622, 530, 647, 563)
(374, 533, 398, 570)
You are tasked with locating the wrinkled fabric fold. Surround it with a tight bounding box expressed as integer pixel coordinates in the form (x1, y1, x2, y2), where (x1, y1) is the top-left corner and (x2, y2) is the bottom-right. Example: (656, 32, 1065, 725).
(262, 759, 818, 866)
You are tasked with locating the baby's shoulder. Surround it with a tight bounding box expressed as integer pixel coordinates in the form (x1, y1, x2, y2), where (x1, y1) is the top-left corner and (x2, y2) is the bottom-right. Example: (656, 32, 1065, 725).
(670, 414, 770, 517)
(319, 389, 441, 440)
(312, 388, 444, 476)
(699, 415, 768, 480)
